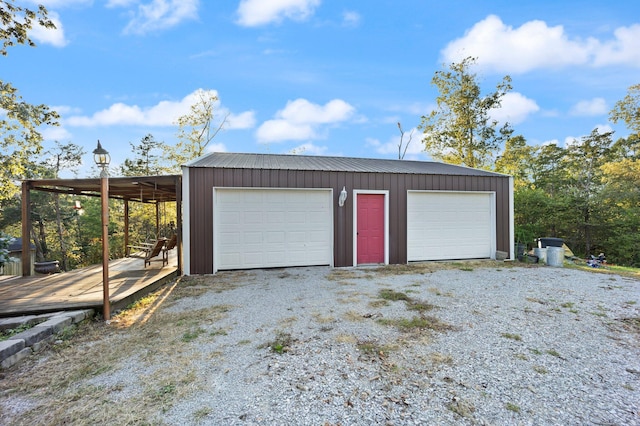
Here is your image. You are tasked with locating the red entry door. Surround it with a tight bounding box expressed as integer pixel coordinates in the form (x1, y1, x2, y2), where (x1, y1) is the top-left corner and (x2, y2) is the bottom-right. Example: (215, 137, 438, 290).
(357, 194, 385, 264)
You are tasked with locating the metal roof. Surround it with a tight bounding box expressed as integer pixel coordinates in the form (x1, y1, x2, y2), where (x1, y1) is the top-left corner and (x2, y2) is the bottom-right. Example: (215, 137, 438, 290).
(186, 152, 506, 177)
(25, 175, 181, 203)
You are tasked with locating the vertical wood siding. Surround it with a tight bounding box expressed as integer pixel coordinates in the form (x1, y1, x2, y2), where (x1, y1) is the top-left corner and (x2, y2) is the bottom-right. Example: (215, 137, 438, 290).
(188, 167, 511, 274)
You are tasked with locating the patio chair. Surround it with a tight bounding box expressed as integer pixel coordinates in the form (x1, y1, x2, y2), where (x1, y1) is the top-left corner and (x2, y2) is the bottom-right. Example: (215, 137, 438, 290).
(163, 234, 177, 252)
(128, 238, 168, 268)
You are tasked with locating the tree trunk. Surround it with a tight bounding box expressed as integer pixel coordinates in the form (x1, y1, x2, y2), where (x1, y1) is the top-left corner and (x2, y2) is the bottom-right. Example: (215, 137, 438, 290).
(53, 193, 68, 271)
(31, 227, 45, 263)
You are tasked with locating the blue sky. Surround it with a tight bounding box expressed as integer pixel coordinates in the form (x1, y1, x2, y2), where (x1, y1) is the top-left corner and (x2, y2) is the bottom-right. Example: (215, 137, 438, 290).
(5, 0, 640, 175)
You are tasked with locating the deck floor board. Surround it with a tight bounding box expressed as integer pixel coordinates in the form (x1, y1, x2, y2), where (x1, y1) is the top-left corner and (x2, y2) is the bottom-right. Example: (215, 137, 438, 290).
(0, 250, 178, 317)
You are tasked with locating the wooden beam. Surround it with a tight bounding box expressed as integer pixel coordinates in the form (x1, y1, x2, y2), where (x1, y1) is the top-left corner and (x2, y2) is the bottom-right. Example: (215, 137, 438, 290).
(21, 182, 31, 277)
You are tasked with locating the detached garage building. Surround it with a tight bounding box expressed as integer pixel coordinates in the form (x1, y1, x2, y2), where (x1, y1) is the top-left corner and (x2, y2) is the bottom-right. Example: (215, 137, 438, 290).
(182, 153, 513, 275)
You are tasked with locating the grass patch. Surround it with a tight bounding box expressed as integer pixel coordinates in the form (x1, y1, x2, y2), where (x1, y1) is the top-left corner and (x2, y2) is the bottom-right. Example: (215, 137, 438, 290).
(619, 317, 640, 334)
(505, 402, 521, 413)
(428, 287, 454, 297)
(501, 333, 522, 341)
(0, 323, 34, 341)
(378, 315, 452, 332)
(407, 300, 437, 313)
(0, 279, 233, 424)
(430, 352, 454, 365)
(356, 340, 391, 356)
(335, 334, 357, 344)
(343, 310, 366, 322)
(546, 349, 562, 358)
(261, 330, 295, 354)
(378, 289, 411, 301)
(368, 299, 389, 308)
(182, 327, 206, 342)
(193, 407, 212, 422)
(327, 269, 362, 281)
(568, 262, 640, 279)
(533, 365, 549, 374)
(448, 397, 475, 419)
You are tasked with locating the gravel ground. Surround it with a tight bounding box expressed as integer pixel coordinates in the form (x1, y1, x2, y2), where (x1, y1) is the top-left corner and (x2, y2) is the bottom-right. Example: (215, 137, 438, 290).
(3, 262, 640, 425)
(158, 263, 640, 426)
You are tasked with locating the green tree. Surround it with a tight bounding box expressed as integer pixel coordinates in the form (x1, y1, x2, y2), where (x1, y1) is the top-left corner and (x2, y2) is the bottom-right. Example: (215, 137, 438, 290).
(120, 134, 169, 176)
(610, 83, 640, 135)
(169, 89, 228, 170)
(495, 135, 535, 189)
(562, 129, 614, 256)
(0, 1, 58, 203)
(599, 158, 640, 266)
(119, 134, 173, 245)
(43, 142, 85, 270)
(420, 57, 513, 169)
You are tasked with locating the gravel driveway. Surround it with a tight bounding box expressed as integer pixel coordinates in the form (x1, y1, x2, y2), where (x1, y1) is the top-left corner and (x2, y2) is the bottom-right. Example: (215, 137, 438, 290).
(2, 262, 639, 425)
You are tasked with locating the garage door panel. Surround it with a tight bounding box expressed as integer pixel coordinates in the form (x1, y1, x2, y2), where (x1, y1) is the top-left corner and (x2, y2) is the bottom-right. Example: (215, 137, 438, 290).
(408, 192, 493, 261)
(215, 189, 333, 270)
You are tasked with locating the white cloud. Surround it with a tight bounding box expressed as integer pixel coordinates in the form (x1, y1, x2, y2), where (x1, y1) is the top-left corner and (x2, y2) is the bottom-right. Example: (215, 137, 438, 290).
(227, 111, 256, 129)
(490, 92, 539, 124)
(236, 0, 321, 27)
(256, 98, 355, 143)
(66, 89, 253, 129)
(564, 136, 580, 147)
(442, 15, 640, 74)
(442, 15, 592, 73)
(570, 98, 608, 116)
(257, 120, 316, 142)
(117, 0, 199, 35)
(594, 24, 640, 67)
(366, 128, 426, 158)
(30, 11, 67, 48)
(595, 123, 613, 134)
(41, 126, 72, 142)
(33, 0, 91, 6)
(342, 10, 361, 27)
(206, 143, 227, 153)
(287, 142, 328, 155)
(106, 0, 137, 6)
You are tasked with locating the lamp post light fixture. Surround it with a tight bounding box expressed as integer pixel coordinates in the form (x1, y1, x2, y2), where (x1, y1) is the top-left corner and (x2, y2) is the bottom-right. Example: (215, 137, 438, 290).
(338, 186, 348, 207)
(93, 140, 111, 178)
(93, 140, 111, 321)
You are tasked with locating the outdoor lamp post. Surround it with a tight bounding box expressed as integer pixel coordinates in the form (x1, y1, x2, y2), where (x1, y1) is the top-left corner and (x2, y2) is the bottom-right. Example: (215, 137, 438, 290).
(93, 141, 111, 320)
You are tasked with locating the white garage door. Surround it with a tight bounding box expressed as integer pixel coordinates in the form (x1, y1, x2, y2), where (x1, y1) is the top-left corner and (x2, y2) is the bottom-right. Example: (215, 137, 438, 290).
(214, 189, 333, 271)
(407, 191, 494, 261)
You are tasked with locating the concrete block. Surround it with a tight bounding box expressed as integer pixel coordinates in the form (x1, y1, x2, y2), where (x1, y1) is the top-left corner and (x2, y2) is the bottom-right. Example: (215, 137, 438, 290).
(36, 316, 73, 334)
(1, 347, 32, 369)
(0, 316, 36, 331)
(0, 339, 26, 361)
(58, 309, 94, 323)
(32, 335, 55, 352)
(10, 326, 53, 346)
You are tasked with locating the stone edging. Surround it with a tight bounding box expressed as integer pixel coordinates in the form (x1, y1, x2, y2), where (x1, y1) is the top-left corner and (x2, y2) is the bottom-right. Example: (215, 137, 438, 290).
(0, 309, 94, 369)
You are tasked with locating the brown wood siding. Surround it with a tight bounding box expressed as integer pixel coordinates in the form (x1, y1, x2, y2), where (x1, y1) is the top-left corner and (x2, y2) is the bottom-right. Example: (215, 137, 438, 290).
(187, 167, 511, 274)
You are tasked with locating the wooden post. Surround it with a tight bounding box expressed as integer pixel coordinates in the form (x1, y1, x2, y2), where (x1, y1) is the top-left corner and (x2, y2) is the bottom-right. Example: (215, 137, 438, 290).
(101, 175, 110, 320)
(124, 199, 129, 256)
(21, 181, 31, 277)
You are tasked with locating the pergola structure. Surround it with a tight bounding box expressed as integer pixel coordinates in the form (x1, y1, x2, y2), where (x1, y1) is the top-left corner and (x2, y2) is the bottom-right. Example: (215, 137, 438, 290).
(20, 175, 183, 277)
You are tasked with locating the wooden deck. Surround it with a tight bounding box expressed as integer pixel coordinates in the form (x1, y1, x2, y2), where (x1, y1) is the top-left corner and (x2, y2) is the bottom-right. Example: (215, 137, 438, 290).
(0, 250, 178, 318)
